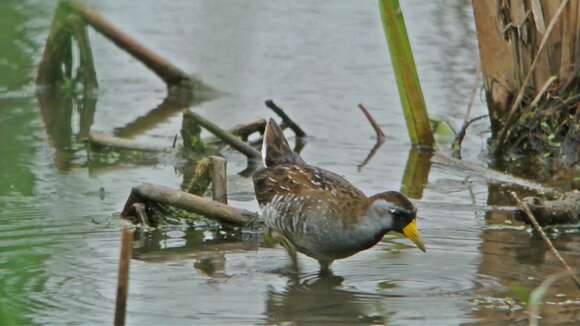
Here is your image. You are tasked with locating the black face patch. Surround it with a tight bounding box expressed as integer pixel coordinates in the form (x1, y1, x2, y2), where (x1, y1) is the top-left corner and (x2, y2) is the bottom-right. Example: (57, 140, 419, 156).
(371, 191, 417, 232)
(391, 208, 416, 232)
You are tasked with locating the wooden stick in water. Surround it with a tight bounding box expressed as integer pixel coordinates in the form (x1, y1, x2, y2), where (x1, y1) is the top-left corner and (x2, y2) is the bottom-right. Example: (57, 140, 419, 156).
(114, 226, 133, 326)
(209, 156, 228, 204)
(358, 103, 385, 142)
(184, 111, 261, 163)
(265, 100, 307, 137)
(122, 183, 257, 226)
(511, 192, 580, 289)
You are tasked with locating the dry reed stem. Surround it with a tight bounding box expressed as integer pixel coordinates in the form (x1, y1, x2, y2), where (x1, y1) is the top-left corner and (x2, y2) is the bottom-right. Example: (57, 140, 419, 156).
(358, 104, 386, 142)
(114, 225, 133, 326)
(497, 0, 570, 146)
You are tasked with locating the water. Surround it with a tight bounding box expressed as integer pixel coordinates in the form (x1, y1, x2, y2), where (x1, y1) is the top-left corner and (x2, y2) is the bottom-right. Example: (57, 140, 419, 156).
(1, 0, 579, 325)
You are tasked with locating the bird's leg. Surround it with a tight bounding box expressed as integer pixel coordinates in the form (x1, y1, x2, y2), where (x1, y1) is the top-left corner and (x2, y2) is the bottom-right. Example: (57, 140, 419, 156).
(271, 231, 301, 274)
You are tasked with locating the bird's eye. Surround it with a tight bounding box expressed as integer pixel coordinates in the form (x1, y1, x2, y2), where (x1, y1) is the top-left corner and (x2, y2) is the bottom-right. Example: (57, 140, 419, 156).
(389, 208, 397, 215)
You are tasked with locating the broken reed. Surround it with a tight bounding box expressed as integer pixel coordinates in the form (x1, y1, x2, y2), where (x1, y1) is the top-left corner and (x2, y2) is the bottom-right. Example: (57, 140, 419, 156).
(379, 0, 434, 148)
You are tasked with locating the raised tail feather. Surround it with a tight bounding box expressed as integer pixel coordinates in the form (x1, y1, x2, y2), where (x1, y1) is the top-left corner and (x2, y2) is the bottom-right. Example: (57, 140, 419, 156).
(262, 119, 305, 167)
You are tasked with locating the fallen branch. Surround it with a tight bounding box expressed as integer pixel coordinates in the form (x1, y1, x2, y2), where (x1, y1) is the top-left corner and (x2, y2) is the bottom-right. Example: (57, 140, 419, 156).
(511, 192, 580, 289)
(265, 100, 307, 137)
(88, 131, 172, 152)
(114, 225, 133, 326)
(514, 192, 580, 225)
(121, 183, 257, 226)
(183, 111, 261, 163)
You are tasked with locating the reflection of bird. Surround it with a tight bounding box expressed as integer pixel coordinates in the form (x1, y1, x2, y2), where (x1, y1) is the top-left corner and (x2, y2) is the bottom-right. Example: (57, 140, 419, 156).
(253, 119, 425, 272)
(265, 273, 390, 325)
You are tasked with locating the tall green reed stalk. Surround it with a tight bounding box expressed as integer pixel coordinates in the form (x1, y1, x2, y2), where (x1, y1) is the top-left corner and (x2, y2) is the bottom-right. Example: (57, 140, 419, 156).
(379, 0, 434, 148)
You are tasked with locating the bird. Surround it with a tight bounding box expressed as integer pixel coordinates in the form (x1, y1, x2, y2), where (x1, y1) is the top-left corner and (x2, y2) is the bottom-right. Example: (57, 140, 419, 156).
(252, 119, 425, 273)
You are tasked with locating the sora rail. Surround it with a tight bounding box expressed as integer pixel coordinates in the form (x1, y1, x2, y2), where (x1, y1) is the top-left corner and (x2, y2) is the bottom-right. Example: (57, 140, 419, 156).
(253, 119, 426, 272)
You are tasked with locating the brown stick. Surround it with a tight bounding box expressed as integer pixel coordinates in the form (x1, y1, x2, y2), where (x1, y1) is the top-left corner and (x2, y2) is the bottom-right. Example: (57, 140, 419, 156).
(209, 156, 228, 204)
(122, 183, 257, 226)
(205, 118, 266, 145)
(511, 192, 580, 289)
(114, 225, 133, 326)
(61, 0, 190, 86)
(184, 111, 261, 162)
(88, 131, 171, 152)
(357, 103, 386, 170)
(265, 100, 307, 137)
(358, 104, 386, 142)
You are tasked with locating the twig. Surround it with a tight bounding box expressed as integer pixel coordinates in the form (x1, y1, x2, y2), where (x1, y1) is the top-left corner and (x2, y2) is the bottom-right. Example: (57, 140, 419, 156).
(452, 64, 482, 157)
(121, 183, 258, 226)
(205, 118, 266, 145)
(209, 156, 228, 204)
(172, 134, 178, 148)
(530, 76, 557, 108)
(114, 225, 133, 326)
(451, 115, 488, 158)
(511, 192, 580, 289)
(357, 104, 386, 170)
(497, 0, 570, 146)
(184, 111, 261, 163)
(358, 141, 384, 171)
(358, 104, 386, 142)
(264, 100, 307, 137)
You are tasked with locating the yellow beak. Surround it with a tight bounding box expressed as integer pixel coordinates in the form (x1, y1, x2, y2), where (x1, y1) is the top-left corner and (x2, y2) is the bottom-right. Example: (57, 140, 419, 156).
(402, 219, 426, 252)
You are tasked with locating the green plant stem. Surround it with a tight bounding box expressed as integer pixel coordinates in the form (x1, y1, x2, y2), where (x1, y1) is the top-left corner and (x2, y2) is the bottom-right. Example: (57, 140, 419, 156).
(379, 0, 433, 147)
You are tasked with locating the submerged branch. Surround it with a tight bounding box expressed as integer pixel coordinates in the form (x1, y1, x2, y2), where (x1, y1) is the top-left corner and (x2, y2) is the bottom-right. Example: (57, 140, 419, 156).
(511, 192, 580, 289)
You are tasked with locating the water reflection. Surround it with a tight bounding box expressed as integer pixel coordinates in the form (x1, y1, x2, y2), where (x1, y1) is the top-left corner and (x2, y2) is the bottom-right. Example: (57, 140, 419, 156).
(2, 0, 580, 325)
(265, 273, 391, 325)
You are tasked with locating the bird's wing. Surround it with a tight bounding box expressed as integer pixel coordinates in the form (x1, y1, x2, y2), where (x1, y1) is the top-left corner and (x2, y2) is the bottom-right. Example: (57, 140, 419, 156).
(253, 164, 368, 224)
